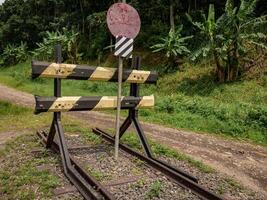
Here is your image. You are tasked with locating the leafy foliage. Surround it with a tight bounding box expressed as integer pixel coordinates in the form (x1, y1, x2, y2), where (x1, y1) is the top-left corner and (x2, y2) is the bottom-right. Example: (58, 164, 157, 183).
(145, 180, 162, 199)
(1, 42, 28, 66)
(32, 29, 82, 63)
(151, 26, 192, 72)
(187, 0, 267, 82)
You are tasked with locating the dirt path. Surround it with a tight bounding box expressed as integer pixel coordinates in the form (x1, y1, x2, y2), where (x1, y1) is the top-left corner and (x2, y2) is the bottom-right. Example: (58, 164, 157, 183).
(0, 84, 266, 197)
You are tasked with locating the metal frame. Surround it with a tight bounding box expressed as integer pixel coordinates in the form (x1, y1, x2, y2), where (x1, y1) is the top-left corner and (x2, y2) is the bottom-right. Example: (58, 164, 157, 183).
(31, 61, 158, 84)
(43, 45, 114, 200)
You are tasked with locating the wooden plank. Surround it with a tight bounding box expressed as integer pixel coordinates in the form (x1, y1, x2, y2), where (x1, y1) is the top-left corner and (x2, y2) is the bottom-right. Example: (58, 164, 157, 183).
(35, 95, 154, 114)
(32, 61, 158, 84)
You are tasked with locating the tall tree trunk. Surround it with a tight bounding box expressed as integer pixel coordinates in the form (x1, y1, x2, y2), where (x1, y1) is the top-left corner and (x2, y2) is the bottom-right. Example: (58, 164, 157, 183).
(228, 40, 239, 81)
(170, 0, 175, 30)
(214, 52, 225, 83)
(188, 0, 191, 13)
(229, 54, 239, 81)
(79, 0, 85, 33)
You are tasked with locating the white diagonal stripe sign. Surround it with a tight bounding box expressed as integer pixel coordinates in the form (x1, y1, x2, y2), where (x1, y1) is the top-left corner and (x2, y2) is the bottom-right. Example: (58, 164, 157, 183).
(115, 36, 133, 58)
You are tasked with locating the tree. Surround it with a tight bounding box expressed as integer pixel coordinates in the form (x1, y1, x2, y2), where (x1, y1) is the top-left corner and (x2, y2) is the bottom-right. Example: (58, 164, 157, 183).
(187, 0, 267, 82)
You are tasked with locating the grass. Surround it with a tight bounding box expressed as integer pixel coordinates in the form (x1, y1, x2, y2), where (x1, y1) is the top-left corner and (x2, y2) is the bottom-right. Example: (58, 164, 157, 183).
(0, 61, 266, 146)
(87, 167, 107, 181)
(121, 131, 214, 173)
(0, 101, 213, 173)
(217, 177, 244, 195)
(0, 101, 62, 199)
(0, 134, 60, 200)
(145, 180, 163, 199)
(0, 101, 52, 132)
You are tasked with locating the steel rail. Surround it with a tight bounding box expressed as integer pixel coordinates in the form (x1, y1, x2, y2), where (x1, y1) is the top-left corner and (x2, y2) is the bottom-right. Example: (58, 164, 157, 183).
(37, 130, 115, 200)
(92, 128, 224, 200)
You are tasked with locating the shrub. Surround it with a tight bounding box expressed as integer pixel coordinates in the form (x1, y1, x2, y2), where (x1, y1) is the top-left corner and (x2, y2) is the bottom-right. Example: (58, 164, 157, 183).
(151, 26, 192, 72)
(32, 28, 82, 63)
(1, 42, 28, 66)
(156, 96, 176, 113)
(247, 107, 267, 128)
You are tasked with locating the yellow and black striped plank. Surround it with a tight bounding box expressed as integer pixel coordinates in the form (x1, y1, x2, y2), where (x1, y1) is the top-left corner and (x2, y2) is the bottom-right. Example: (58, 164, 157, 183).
(32, 61, 158, 84)
(35, 95, 154, 114)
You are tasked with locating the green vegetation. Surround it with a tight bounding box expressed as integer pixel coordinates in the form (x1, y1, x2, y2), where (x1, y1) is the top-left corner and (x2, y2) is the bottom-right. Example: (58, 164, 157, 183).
(87, 167, 106, 181)
(32, 29, 82, 63)
(0, 0, 267, 178)
(0, 100, 28, 115)
(187, 0, 267, 82)
(0, 102, 215, 198)
(151, 26, 192, 72)
(145, 180, 163, 199)
(0, 0, 266, 80)
(0, 100, 52, 132)
(1, 42, 28, 66)
(64, 123, 103, 145)
(217, 177, 244, 195)
(0, 61, 266, 146)
(0, 134, 60, 200)
(121, 130, 213, 173)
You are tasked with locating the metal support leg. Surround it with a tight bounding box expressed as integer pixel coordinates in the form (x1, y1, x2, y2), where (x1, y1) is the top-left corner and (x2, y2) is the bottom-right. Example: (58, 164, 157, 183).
(41, 45, 115, 200)
(46, 119, 56, 148)
(46, 45, 62, 148)
(54, 120, 102, 200)
(132, 117, 153, 158)
(119, 116, 132, 138)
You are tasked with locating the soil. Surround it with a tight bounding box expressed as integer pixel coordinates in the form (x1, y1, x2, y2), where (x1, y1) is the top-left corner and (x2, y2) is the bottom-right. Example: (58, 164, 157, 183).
(0, 84, 266, 198)
(0, 131, 24, 150)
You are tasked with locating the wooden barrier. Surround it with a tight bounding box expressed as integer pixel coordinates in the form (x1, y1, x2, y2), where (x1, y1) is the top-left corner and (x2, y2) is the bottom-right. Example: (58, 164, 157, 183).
(32, 61, 158, 84)
(35, 95, 154, 114)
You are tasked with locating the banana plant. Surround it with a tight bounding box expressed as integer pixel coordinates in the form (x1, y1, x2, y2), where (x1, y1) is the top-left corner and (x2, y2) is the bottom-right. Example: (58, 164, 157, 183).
(187, 0, 267, 82)
(151, 25, 192, 72)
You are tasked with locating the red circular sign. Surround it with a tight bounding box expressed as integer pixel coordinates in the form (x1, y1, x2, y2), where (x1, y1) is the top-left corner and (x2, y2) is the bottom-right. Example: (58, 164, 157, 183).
(107, 3, 141, 39)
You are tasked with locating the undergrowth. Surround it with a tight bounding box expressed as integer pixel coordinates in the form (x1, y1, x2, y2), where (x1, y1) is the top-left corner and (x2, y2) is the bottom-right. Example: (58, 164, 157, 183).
(145, 180, 162, 199)
(0, 134, 60, 199)
(0, 101, 52, 132)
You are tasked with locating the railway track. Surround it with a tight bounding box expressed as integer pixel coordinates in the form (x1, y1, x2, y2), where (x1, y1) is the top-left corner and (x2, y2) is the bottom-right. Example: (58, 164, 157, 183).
(37, 129, 223, 200)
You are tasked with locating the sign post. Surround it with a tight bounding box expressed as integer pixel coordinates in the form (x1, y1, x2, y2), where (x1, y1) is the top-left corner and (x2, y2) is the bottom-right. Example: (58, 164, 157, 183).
(115, 56, 123, 159)
(107, 2, 141, 160)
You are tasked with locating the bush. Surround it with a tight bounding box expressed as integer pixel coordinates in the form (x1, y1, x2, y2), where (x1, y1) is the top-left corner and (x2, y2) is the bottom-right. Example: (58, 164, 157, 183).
(247, 107, 267, 128)
(1, 42, 28, 66)
(156, 96, 176, 113)
(151, 26, 192, 72)
(32, 28, 82, 63)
